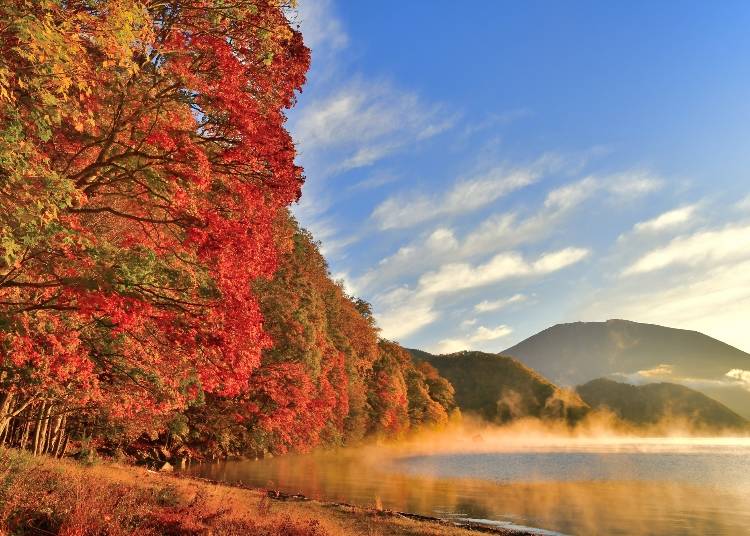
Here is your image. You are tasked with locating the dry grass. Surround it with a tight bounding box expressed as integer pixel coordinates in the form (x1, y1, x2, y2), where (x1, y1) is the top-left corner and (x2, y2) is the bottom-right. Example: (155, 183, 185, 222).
(0, 448, 502, 536)
(0, 448, 327, 535)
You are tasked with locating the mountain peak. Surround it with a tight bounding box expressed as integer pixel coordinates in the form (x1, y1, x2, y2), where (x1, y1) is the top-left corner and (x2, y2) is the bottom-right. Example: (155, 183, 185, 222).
(502, 320, 750, 418)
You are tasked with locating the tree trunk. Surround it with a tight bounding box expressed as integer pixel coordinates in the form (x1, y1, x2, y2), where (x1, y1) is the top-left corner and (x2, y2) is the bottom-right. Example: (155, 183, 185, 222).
(0, 391, 14, 441)
(20, 418, 31, 450)
(38, 403, 52, 455)
(57, 432, 69, 459)
(50, 414, 66, 457)
(44, 413, 62, 456)
(32, 401, 47, 456)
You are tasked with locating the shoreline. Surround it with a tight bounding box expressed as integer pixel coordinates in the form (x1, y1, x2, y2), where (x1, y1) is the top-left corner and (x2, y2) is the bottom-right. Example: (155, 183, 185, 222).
(181, 473, 542, 535)
(0, 447, 537, 535)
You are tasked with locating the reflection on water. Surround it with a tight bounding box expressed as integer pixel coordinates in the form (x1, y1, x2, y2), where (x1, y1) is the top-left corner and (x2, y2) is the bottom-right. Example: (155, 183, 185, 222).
(185, 439, 750, 535)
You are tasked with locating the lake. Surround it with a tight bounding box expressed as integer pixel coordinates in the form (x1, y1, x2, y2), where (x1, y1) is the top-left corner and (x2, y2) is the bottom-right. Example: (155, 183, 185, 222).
(184, 437, 750, 535)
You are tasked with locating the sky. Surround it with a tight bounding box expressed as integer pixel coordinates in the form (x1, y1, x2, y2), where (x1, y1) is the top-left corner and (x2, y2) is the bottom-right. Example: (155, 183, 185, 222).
(285, 0, 750, 354)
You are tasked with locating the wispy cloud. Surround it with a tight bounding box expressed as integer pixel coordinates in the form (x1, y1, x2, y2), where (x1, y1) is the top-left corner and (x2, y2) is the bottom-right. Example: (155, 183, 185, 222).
(631, 205, 698, 234)
(348, 169, 402, 191)
(582, 240, 750, 352)
(293, 81, 453, 176)
(638, 363, 675, 377)
(371, 156, 560, 230)
(289, 1, 456, 261)
(475, 293, 527, 313)
(605, 170, 664, 199)
(344, 173, 595, 290)
(433, 324, 513, 354)
(726, 369, 750, 391)
(375, 288, 438, 341)
(375, 246, 588, 340)
(623, 223, 750, 275)
(418, 247, 589, 296)
(460, 109, 532, 139)
(461, 176, 598, 257)
(293, 0, 348, 52)
(612, 365, 750, 393)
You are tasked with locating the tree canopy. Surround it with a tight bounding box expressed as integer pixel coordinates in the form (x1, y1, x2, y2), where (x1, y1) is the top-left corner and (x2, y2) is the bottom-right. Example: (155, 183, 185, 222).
(0, 1, 456, 459)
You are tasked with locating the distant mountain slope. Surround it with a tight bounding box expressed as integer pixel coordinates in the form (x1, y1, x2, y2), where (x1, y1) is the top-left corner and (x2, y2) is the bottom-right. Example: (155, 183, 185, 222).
(577, 378, 749, 431)
(502, 319, 750, 418)
(408, 350, 589, 424)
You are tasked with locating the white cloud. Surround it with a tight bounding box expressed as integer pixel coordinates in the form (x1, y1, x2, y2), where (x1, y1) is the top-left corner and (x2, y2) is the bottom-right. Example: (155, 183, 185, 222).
(293, 0, 348, 52)
(337, 144, 398, 171)
(532, 247, 591, 274)
(460, 109, 532, 139)
(637, 363, 674, 378)
(433, 324, 513, 354)
(417, 253, 529, 296)
(623, 223, 750, 275)
(545, 176, 599, 210)
(375, 288, 438, 340)
(605, 171, 663, 199)
(332, 271, 359, 297)
(473, 324, 513, 341)
(611, 367, 750, 393)
(362, 172, 649, 293)
(432, 338, 472, 354)
(737, 194, 750, 211)
(371, 156, 558, 230)
(294, 84, 411, 149)
(583, 257, 750, 353)
(632, 205, 698, 234)
(475, 293, 527, 313)
(376, 247, 588, 340)
(293, 82, 452, 176)
(726, 369, 750, 391)
(461, 177, 597, 257)
(349, 170, 401, 191)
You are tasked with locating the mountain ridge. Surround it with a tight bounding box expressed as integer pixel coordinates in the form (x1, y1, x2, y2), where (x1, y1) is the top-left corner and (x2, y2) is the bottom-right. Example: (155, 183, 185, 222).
(408, 349, 590, 424)
(577, 378, 748, 430)
(501, 319, 750, 418)
(576, 378, 750, 430)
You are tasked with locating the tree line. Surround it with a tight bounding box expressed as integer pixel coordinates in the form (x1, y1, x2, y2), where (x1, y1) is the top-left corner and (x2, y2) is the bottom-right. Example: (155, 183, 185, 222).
(0, 0, 456, 461)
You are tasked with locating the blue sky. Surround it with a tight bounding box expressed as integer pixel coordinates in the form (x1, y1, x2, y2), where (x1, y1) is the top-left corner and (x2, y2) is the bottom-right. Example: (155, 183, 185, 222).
(285, 1, 750, 354)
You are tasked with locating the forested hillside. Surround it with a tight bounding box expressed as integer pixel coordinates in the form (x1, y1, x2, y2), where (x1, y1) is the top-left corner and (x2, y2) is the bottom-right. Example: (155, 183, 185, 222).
(181, 216, 457, 458)
(577, 378, 748, 431)
(0, 0, 454, 462)
(409, 350, 589, 424)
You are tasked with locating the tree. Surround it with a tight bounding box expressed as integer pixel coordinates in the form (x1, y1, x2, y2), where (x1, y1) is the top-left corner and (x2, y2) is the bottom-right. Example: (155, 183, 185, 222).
(0, 0, 309, 453)
(182, 216, 457, 457)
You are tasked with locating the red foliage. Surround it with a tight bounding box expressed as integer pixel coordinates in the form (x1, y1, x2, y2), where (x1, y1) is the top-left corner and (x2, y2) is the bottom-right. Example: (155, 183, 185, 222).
(0, 1, 309, 440)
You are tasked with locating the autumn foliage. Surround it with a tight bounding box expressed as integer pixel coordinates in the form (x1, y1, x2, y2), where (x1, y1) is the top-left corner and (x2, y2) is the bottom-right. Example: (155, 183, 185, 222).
(183, 216, 456, 458)
(0, 1, 455, 460)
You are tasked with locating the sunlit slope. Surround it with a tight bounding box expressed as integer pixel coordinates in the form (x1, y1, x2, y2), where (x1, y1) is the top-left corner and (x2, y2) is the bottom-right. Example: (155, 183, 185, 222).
(577, 378, 749, 431)
(502, 319, 750, 418)
(408, 350, 589, 424)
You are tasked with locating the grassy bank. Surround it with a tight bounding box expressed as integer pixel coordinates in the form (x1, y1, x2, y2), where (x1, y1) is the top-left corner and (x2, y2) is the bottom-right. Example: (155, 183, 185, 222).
(0, 448, 524, 536)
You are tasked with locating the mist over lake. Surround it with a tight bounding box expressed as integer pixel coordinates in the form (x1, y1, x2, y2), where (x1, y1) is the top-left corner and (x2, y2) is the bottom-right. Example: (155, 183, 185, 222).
(186, 436, 750, 535)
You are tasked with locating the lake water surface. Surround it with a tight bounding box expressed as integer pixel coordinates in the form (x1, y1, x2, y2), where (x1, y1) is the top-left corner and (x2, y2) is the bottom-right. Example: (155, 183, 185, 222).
(184, 438, 750, 535)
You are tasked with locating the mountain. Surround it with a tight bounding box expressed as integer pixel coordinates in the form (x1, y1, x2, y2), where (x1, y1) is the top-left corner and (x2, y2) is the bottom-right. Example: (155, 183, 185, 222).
(503, 319, 750, 418)
(577, 378, 749, 431)
(408, 350, 589, 424)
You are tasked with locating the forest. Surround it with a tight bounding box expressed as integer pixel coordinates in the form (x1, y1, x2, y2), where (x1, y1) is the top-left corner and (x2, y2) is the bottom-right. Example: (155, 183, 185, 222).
(0, 0, 456, 463)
